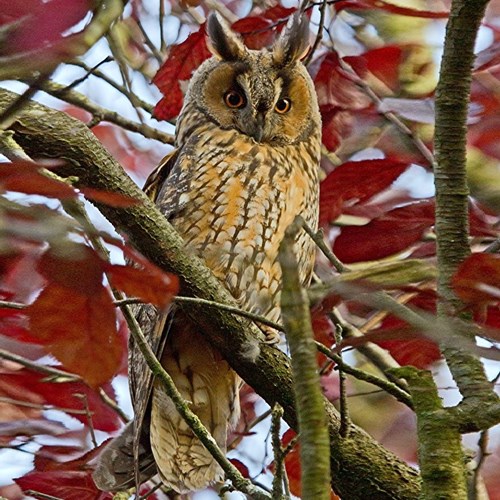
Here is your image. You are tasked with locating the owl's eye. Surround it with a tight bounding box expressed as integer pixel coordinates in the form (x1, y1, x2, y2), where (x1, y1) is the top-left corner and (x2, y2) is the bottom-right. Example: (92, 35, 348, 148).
(224, 90, 246, 109)
(275, 98, 291, 114)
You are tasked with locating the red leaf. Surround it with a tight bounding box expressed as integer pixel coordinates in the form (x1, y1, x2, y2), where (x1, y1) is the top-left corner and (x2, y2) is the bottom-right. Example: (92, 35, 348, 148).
(0, 369, 121, 432)
(452, 254, 500, 305)
(106, 263, 179, 309)
(319, 159, 409, 224)
(232, 17, 274, 49)
(229, 458, 250, 478)
(27, 284, 122, 387)
(334, 0, 448, 18)
(261, 5, 297, 22)
(0, 161, 76, 199)
(344, 46, 403, 92)
(80, 187, 140, 208)
(0, 0, 92, 54)
(313, 52, 371, 110)
(313, 52, 373, 152)
(272, 429, 340, 499)
(376, 337, 441, 368)
(37, 245, 105, 295)
(232, 6, 297, 49)
(370, 293, 441, 368)
(474, 40, 500, 72)
(333, 200, 435, 263)
(153, 25, 211, 120)
(15, 470, 109, 500)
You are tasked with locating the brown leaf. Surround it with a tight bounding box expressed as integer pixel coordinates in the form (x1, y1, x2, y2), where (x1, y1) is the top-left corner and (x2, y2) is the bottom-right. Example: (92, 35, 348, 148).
(27, 284, 122, 387)
(107, 263, 178, 308)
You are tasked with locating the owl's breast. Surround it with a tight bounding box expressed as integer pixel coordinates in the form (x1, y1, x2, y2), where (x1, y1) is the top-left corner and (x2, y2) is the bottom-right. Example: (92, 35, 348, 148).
(163, 130, 319, 319)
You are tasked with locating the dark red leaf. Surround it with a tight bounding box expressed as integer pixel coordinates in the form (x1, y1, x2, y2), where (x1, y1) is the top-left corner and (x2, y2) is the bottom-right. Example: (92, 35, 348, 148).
(344, 46, 403, 92)
(376, 337, 441, 369)
(333, 200, 435, 262)
(80, 188, 140, 208)
(369, 293, 441, 368)
(232, 5, 297, 49)
(0, 161, 76, 199)
(0, 369, 121, 432)
(319, 159, 409, 224)
(232, 17, 274, 49)
(35, 444, 85, 472)
(106, 263, 179, 309)
(37, 245, 105, 295)
(15, 470, 109, 500)
(452, 254, 500, 305)
(313, 51, 371, 110)
(261, 5, 297, 22)
(229, 458, 250, 478)
(333, 0, 449, 18)
(153, 25, 211, 120)
(468, 200, 498, 237)
(271, 429, 339, 499)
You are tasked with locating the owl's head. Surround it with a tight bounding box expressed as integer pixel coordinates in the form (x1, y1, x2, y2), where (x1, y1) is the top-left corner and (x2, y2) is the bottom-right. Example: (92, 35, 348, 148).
(183, 13, 320, 146)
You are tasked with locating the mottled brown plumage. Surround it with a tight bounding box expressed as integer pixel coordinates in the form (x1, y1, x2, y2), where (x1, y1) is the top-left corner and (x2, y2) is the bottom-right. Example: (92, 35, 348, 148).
(93, 12, 321, 494)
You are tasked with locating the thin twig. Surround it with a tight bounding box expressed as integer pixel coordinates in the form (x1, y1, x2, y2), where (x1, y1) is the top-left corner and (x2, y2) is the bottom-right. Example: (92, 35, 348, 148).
(135, 18, 164, 64)
(174, 296, 284, 332)
(29, 79, 174, 144)
(0, 348, 81, 382)
(271, 404, 288, 499)
(98, 388, 129, 423)
(300, 220, 347, 272)
(338, 58, 435, 167)
(470, 430, 489, 500)
(76, 393, 98, 447)
(24, 491, 62, 500)
(0, 72, 52, 131)
(0, 396, 91, 416)
(68, 59, 155, 115)
(304, 0, 328, 66)
(159, 0, 167, 53)
(333, 321, 350, 437)
(314, 341, 413, 408)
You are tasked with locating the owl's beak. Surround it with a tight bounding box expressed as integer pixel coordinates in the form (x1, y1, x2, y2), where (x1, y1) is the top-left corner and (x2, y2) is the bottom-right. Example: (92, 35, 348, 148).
(248, 112, 265, 143)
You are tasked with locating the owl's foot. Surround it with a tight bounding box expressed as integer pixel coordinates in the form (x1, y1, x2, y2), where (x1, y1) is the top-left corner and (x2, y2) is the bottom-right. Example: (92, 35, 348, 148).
(259, 324, 281, 345)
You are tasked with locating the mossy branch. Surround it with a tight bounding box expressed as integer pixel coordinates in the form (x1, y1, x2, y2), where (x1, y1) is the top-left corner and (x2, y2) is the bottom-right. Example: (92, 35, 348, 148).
(279, 219, 331, 500)
(0, 87, 421, 499)
(434, 0, 495, 401)
(390, 367, 467, 499)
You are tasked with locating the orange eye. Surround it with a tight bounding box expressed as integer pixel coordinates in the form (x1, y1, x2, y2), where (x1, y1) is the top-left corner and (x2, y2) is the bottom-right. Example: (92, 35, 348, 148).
(275, 98, 291, 114)
(224, 90, 245, 109)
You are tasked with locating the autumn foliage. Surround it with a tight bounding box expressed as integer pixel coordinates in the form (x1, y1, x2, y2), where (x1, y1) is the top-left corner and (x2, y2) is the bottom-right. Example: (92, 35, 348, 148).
(0, 0, 499, 499)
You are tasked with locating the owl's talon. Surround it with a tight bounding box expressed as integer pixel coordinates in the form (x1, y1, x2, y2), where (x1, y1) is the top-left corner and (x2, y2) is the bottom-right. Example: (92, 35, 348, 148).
(260, 325, 282, 345)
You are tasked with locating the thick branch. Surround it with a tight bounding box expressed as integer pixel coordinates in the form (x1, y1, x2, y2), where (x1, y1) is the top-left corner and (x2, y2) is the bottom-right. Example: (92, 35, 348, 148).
(391, 367, 467, 499)
(0, 88, 421, 500)
(434, 0, 496, 402)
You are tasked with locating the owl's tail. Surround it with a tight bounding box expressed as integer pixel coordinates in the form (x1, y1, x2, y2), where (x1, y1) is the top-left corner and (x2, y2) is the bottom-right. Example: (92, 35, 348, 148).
(150, 320, 240, 493)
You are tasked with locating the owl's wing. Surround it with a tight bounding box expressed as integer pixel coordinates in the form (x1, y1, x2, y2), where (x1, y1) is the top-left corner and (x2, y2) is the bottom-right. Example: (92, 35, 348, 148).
(143, 148, 180, 201)
(128, 148, 183, 484)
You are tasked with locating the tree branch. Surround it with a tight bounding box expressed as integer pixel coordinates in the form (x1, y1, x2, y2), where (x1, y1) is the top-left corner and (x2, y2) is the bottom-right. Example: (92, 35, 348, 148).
(434, 0, 496, 401)
(279, 219, 331, 500)
(0, 87, 421, 499)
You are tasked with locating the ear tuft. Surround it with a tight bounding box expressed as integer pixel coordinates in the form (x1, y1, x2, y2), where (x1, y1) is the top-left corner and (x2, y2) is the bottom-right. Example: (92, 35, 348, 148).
(272, 13, 310, 67)
(207, 13, 247, 61)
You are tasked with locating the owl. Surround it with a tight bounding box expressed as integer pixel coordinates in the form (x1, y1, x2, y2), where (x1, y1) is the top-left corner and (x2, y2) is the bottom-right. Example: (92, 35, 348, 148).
(93, 12, 321, 494)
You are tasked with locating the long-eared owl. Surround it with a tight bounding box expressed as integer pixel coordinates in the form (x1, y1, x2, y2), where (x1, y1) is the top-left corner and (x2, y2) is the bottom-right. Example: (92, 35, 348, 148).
(94, 12, 321, 494)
